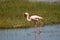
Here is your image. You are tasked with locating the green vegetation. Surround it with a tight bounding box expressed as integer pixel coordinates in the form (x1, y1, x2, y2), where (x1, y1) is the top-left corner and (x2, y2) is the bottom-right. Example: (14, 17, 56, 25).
(0, 0, 60, 29)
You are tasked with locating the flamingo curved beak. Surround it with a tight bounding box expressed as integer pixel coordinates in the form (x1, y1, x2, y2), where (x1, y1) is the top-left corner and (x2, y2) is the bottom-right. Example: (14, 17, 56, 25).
(24, 14, 27, 18)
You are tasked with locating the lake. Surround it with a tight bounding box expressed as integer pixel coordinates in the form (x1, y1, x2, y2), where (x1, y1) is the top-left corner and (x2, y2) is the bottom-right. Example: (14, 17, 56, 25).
(0, 24, 60, 40)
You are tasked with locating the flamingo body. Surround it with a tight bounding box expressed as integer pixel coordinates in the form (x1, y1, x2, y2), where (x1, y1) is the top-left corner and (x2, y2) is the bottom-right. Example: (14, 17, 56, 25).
(30, 15, 43, 21)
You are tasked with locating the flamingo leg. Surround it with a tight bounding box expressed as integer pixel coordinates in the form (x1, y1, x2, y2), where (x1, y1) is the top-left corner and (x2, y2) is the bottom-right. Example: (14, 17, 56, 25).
(34, 21, 36, 40)
(38, 21, 43, 40)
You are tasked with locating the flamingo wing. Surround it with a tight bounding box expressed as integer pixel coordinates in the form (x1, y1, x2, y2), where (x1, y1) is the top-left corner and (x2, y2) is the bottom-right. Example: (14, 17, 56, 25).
(30, 15, 42, 21)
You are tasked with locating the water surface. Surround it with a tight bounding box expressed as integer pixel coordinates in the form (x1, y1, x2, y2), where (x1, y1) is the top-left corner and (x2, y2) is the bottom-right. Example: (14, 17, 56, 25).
(0, 24, 60, 40)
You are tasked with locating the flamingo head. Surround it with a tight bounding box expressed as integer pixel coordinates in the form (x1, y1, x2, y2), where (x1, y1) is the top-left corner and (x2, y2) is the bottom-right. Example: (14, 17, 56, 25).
(25, 12, 29, 15)
(24, 12, 29, 17)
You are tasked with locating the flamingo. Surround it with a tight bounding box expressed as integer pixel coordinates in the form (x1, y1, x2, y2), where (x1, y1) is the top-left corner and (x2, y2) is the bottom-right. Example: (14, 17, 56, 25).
(24, 12, 43, 21)
(24, 12, 44, 40)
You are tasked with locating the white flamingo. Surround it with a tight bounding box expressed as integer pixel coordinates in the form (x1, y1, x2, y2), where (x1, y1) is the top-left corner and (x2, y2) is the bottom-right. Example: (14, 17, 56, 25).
(24, 12, 43, 21)
(24, 12, 44, 40)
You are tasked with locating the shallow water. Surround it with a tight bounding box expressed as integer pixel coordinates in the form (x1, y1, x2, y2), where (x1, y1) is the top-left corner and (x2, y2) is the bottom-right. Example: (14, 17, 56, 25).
(0, 24, 60, 40)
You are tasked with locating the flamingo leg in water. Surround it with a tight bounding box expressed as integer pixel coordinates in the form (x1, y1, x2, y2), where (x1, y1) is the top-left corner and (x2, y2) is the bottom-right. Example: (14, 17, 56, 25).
(34, 21, 36, 40)
(34, 21, 43, 40)
(38, 21, 43, 40)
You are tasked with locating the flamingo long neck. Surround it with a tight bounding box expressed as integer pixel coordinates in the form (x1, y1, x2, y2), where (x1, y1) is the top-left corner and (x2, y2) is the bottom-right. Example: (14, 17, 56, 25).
(27, 14, 31, 21)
